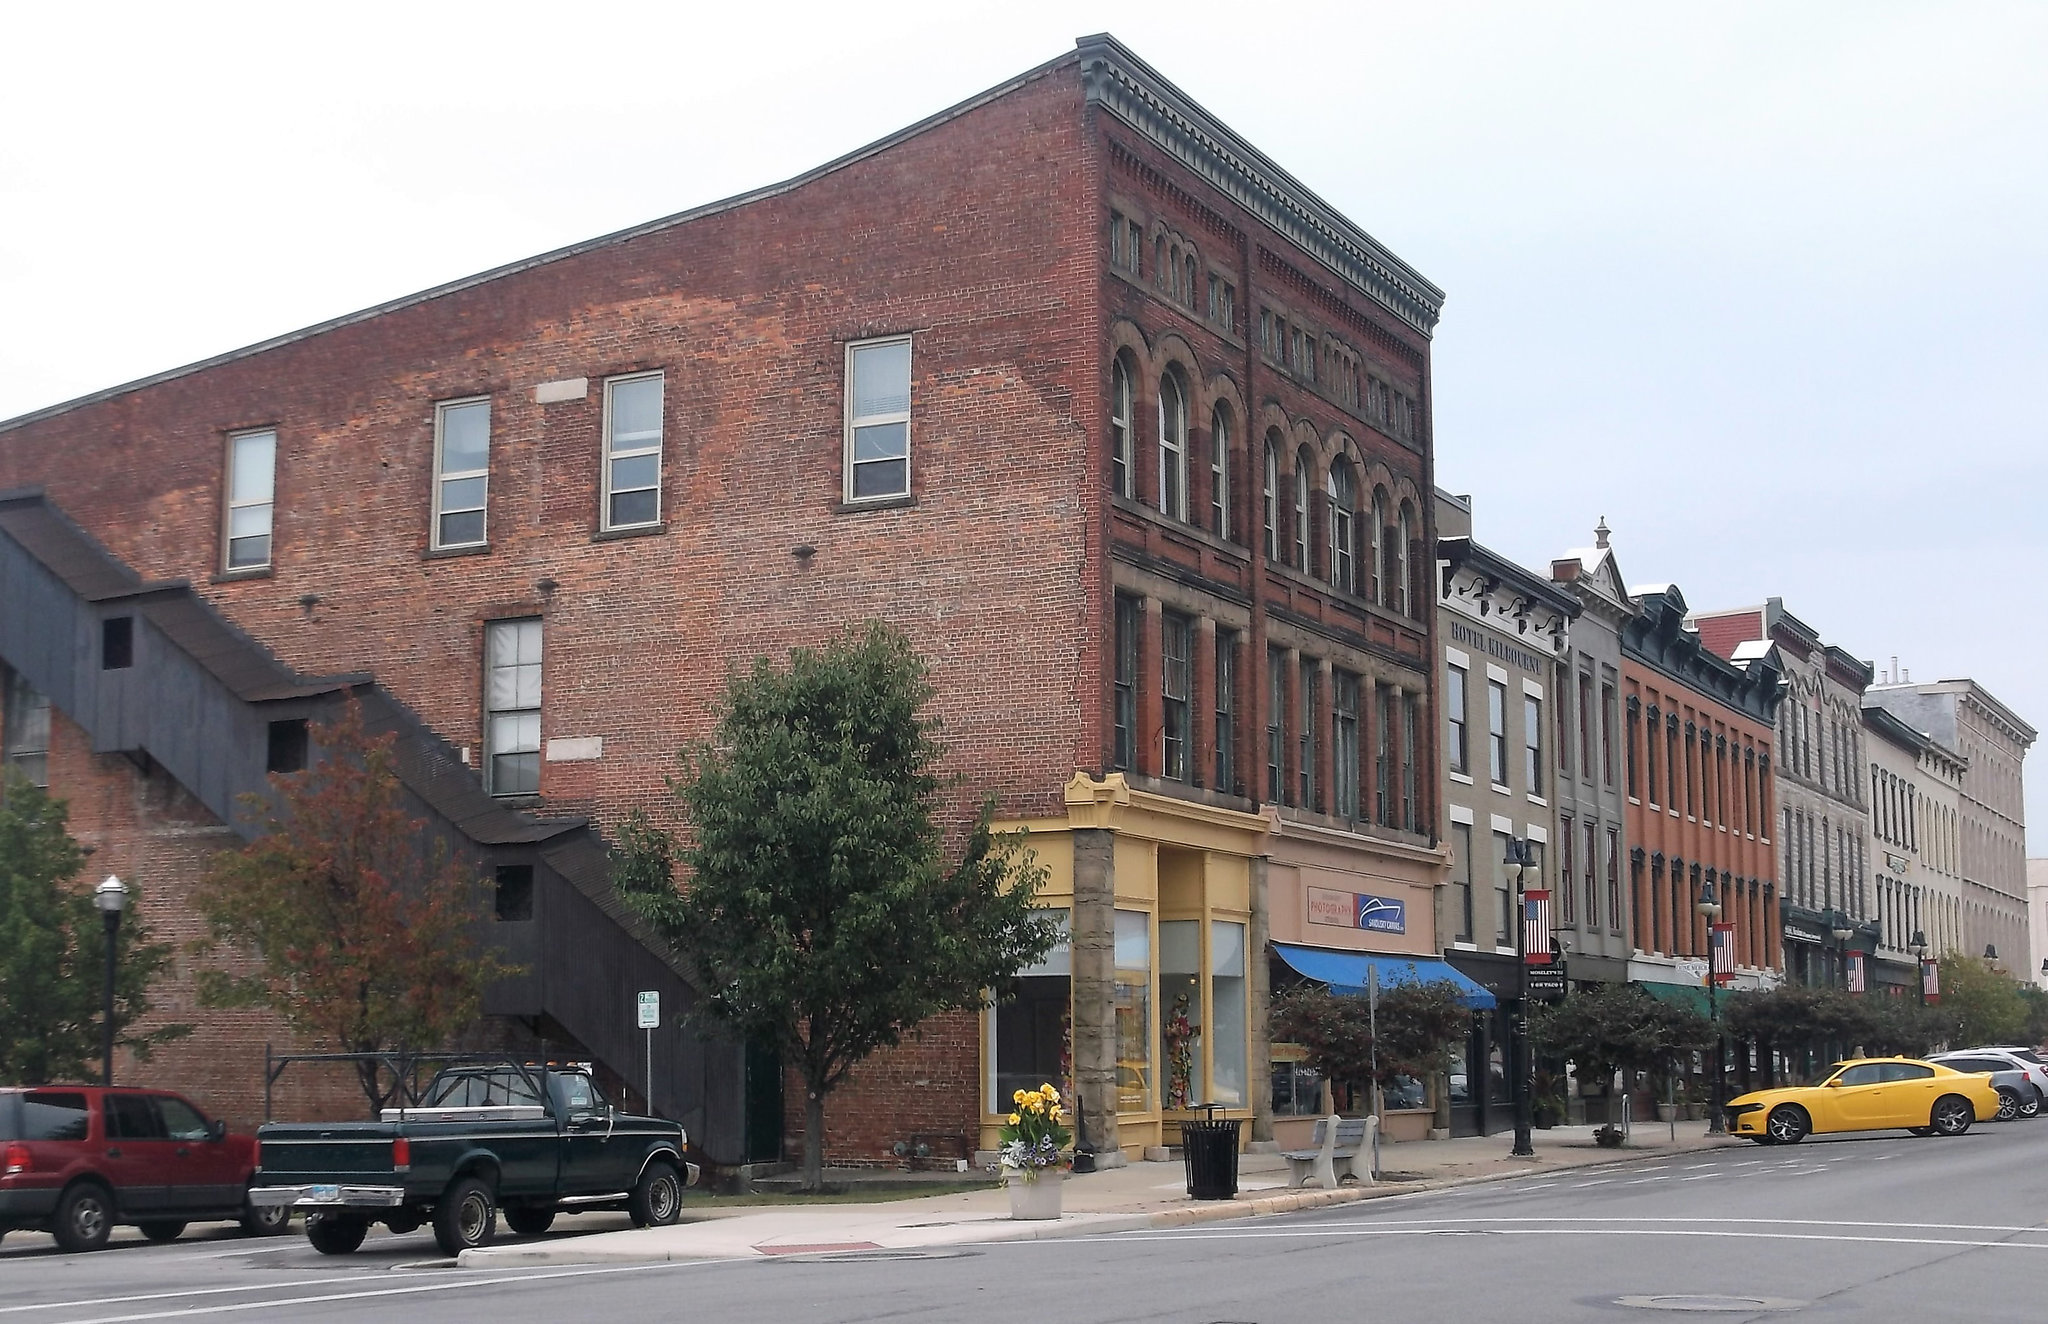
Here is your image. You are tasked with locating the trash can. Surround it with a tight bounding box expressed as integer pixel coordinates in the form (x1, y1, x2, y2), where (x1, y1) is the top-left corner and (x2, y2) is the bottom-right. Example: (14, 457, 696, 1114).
(1180, 1105, 1241, 1200)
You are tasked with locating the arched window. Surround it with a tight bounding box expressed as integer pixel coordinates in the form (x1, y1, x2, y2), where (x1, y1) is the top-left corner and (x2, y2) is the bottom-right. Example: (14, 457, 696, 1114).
(1292, 446, 1312, 571)
(1158, 372, 1188, 520)
(1370, 486, 1391, 605)
(1262, 433, 1280, 560)
(1168, 244, 1181, 298)
(1395, 499, 1416, 616)
(1110, 356, 1134, 499)
(1184, 254, 1198, 305)
(1328, 461, 1356, 593)
(1210, 404, 1232, 540)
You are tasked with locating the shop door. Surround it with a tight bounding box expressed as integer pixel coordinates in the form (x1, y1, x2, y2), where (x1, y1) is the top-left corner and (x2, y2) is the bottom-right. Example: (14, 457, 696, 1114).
(1448, 1018, 1486, 1138)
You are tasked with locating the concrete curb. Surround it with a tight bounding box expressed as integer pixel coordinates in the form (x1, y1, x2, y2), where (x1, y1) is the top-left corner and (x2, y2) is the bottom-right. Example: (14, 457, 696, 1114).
(457, 1134, 1745, 1267)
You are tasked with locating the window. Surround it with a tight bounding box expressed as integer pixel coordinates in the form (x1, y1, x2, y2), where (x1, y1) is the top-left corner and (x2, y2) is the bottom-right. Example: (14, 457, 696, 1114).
(495, 864, 534, 922)
(1557, 666, 1572, 778)
(1375, 684, 1395, 827)
(2, 667, 50, 787)
(1446, 663, 1469, 776)
(1161, 611, 1192, 781)
(1578, 673, 1595, 780)
(1402, 693, 1420, 831)
(1488, 680, 1508, 786)
(1114, 910, 1151, 1111)
(1271, 1049, 1323, 1118)
(844, 342, 908, 502)
(1583, 818, 1599, 930)
(1627, 702, 1641, 798)
(1333, 671, 1360, 819)
(1111, 358, 1135, 499)
(1206, 276, 1235, 333)
(994, 910, 1072, 1108)
(1109, 210, 1127, 269)
(224, 428, 276, 570)
(604, 373, 665, 526)
(1647, 710, 1661, 804)
(16, 1091, 89, 1141)
(156, 1096, 212, 1142)
(1292, 449, 1310, 570)
(1215, 630, 1238, 793)
(1494, 831, 1516, 943)
(1210, 919, 1248, 1105)
(1394, 500, 1415, 616)
(1209, 405, 1231, 539)
(1267, 647, 1287, 803)
(1298, 661, 1318, 809)
(101, 617, 133, 670)
(1451, 822, 1475, 942)
(266, 719, 308, 774)
(1158, 373, 1188, 520)
(1559, 818, 1576, 924)
(1113, 596, 1138, 772)
(1525, 695, 1544, 797)
(433, 398, 490, 548)
(1328, 462, 1355, 593)
(485, 618, 542, 796)
(104, 1093, 164, 1140)
(1371, 487, 1389, 604)
(1601, 684, 1617, 785)
(1606, 828, 1622, 931)
(1128, 219, 1144, 276)
(1260, 309, 1277, 359)
(1262, 435, 1280, 559)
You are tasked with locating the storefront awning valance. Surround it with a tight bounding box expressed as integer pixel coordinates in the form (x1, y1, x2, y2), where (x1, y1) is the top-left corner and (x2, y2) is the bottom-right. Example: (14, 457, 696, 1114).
(1274, 944, 1497, 1010)
(1637, 981, 1711, 1014)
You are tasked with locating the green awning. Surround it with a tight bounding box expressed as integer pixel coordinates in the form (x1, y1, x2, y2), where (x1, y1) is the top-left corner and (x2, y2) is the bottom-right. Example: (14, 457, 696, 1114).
(1637, 981, 1711, 1014)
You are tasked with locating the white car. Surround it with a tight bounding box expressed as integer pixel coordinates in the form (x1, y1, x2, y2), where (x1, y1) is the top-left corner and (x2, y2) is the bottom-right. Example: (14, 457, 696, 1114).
(1945, 1047, 2048, 1116)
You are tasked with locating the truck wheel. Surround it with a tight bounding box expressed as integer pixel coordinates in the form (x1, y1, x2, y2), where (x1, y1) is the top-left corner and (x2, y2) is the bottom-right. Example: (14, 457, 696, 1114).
(505, 1206, 556, 1236)
(433, 1177, 497, 1256)
(629, 1161, 683, 1228)
(53, 1182, 114, 1253)
(139, 1221, 188, 1243)
(306, 1214, 368, 1255)
(241, 1198, 292, 1236)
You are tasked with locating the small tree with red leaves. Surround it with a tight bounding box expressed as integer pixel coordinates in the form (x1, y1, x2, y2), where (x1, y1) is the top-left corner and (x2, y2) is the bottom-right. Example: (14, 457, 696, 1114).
(192, 700, 513, 1114)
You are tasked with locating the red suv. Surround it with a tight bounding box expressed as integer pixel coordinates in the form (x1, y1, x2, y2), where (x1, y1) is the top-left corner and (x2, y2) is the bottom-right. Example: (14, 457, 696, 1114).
(0, 1086, 290, 1251)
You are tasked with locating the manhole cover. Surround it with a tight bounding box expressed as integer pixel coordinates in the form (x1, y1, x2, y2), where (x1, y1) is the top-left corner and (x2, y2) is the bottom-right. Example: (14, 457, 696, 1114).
(1615, 1296, 1806, 1313)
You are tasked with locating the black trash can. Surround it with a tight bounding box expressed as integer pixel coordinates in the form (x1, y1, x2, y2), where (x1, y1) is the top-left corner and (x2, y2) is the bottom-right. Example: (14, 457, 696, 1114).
(1181, 1106, 1241, 1200)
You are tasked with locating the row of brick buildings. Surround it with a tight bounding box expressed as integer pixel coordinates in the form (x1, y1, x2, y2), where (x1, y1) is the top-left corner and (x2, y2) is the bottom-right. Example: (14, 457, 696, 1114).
(0, 36, 2032, 1163)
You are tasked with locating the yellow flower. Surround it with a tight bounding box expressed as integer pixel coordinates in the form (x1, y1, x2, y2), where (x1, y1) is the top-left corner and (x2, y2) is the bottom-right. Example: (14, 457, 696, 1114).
(1013, 1089, 1028, 1105)
(1007, 1112, 1021, 1125)
(1041, 1085, 1061, 1104)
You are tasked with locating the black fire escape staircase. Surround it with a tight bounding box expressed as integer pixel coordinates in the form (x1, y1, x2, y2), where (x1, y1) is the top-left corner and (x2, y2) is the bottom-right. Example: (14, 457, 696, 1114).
(0, 488, 743, 1162)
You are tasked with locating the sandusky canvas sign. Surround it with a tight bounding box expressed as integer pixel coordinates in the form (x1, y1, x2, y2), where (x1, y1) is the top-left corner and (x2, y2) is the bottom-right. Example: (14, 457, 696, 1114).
(1307, 886, 1408, 935)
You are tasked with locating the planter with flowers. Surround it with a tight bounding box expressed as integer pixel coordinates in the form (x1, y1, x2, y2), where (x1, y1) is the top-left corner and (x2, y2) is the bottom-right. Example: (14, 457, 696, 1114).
(995, 1084, 1072, 1220)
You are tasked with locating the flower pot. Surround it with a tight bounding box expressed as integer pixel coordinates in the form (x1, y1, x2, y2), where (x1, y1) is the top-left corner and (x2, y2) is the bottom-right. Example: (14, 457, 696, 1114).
(1006, 1169, 1063, 1220)
(1656, 1103, 1680, 1123)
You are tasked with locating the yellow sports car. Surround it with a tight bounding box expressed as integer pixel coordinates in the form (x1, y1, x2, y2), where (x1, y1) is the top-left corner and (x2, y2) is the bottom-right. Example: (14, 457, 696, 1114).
(1725, 1057, 2001, 1144)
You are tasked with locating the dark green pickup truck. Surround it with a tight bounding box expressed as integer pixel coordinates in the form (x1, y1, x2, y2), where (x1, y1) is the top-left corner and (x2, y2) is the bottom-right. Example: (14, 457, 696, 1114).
(249, 1061, 696, 1256)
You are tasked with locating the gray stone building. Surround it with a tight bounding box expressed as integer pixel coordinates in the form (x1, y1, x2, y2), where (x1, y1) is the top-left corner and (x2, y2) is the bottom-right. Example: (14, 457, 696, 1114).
(1693, 599, 1874, 989)
(1546, 521, 1636, 987)
(1865, 679, 2036, 975)
(1862, 697, 1966, 991)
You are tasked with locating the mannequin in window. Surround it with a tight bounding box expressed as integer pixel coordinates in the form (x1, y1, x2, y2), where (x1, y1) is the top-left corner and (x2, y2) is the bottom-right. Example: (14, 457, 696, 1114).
(1164, 993, 1196, 1109)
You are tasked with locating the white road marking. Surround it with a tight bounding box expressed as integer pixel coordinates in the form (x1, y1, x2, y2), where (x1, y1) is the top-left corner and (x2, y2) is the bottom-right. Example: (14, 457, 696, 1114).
(1094, 1227, 2048, 1251)
(1675, 1173, 1719, 1181)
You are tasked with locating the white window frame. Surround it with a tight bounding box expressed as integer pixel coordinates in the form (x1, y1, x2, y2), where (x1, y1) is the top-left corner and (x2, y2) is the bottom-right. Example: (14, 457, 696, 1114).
(432, 397, 491, 550)
(1209, 404, 1230, 539)
(223, 428, 277, 571)
(601, 372, 664, 530)
(484, 618, 543, 797)
(1157, 373, 1187, 521)
(1111, 358, 1135, 499)
(844, 336, 912, 503)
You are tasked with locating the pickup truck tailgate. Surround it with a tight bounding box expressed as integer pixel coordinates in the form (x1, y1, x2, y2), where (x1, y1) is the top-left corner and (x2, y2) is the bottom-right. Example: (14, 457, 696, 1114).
(257, 1124, 401, 1177)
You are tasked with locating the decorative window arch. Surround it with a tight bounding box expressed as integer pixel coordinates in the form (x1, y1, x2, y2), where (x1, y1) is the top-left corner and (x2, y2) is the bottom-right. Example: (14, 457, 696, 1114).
(1110, 355, 1135, 499)
(1158, 370, 1189, 521)
(1370, 485, 1391, 606)
(1210, 403, 1232, 540)
(1262, 432, 1280, 560)
(1328, 460, 1356, 593)
(1292, 446, 1313, 571)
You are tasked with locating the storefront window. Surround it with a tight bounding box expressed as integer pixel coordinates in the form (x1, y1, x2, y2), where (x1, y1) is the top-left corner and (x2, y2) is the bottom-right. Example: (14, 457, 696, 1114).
(1160, 920, 1199, 1108)
(1210, 920, 1247, 1106)
(1114, 910, 1151, 1112)
(1271, 1046, 1323, 1117)
(992, 909, 1070, 1111)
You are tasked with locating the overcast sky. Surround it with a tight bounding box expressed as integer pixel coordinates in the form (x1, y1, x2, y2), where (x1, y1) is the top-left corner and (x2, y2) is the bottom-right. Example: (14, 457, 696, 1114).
(3, 2, 2042, 848)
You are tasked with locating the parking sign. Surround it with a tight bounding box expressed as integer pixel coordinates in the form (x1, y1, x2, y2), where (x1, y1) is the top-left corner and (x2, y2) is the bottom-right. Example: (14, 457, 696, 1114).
(636, 990, 660, 1029)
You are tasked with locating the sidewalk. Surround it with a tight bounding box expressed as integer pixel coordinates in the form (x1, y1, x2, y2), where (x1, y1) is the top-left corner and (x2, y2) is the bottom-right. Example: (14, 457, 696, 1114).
(458, 1122, 1742, 1267)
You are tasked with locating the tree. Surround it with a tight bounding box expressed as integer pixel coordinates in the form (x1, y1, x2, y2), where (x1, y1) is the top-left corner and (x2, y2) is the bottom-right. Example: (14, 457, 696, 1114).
(1531, 984, 1711, 1104)
(191, 700, 514, 1114)
(1937, 953, 2027, 1048)
(0, 772, 185, 1082)
(617, 622, 1057, 1191)
(1269, 980, 1470, 1112)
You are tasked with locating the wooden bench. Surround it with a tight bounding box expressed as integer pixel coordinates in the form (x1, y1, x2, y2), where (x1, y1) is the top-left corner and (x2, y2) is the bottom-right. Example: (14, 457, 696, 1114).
(1281, 1116, 1373, 1188)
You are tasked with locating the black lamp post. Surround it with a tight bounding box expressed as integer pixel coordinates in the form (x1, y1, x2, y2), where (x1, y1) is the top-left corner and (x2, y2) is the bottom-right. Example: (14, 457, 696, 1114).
(1505, 837, 1534, 1159)
(93, 875, 128, 1087)
(1696, 879, 1725, 1135)
(1829, 911, 1854, 990)
(1910, 930, 1929, 1007)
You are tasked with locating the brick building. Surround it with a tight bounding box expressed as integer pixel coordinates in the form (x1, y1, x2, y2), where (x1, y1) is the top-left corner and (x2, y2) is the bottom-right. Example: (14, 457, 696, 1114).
(0, 36, 1446, 1166)
(1619, 583, 1783, 993)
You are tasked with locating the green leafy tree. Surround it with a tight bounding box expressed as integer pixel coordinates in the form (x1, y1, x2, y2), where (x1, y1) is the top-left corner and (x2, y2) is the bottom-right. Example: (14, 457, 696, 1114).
(1531, 984, 1712, 1105)
(2018, 984, 2048, 1050)
(191, 701, 514, 1114)
(617, 622, 1057, 1191)
(1937, 953, 2027, 1048)
(0, 772, 185, 1082)
(1270, 980, 1470, 1112)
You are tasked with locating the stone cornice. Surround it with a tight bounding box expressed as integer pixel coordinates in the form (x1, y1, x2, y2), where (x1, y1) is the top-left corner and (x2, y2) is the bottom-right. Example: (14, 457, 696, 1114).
(1623, 585, 1783, 726)
(1077, 33, 1444, 337)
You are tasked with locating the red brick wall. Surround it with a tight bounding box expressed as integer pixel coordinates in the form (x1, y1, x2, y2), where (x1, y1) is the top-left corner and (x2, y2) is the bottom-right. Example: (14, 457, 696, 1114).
(781, 1010, 981, 1169)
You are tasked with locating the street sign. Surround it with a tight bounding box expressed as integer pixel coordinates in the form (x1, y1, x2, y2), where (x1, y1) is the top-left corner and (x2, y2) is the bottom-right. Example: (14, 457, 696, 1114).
(636, 990, 660, 1030)
(1524, 963, 1567, 999)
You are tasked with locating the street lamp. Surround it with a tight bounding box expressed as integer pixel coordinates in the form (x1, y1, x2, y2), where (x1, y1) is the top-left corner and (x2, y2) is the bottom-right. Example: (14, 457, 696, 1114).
(1829, 912, 1854, 991)
(1504, 837, 1535, 1159)
(1910, 930, 1929, 1008)
(1696, 880, 1725, 1135)
(93, 875, 128, 1087)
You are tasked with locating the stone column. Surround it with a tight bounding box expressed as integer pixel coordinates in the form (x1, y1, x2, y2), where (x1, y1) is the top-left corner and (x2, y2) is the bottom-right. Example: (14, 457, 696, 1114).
(1248, 854, 1275, 1143)
(1070, 826, 1125, 1167)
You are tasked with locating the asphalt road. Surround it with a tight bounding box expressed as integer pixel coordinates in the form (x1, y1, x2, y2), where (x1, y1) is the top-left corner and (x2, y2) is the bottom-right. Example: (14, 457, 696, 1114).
(6, 1122, 2047, 1322)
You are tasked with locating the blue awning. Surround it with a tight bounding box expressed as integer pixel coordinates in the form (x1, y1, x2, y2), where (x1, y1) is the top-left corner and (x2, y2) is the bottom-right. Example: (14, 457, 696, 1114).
(1274, 943, 1497, 1010)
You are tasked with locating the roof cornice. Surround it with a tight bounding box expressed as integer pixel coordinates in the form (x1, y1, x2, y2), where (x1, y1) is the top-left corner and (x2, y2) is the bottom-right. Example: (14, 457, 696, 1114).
(1077, 33, 1444, 337)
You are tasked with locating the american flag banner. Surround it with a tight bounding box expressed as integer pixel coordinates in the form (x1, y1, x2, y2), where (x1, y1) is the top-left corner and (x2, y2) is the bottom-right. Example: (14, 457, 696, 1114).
(1921, 958, 1941, 1004)
(1847, 952, 1866, 994)
(1523, 889, 1552, 964)
(1709, 922, 1736, 984)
